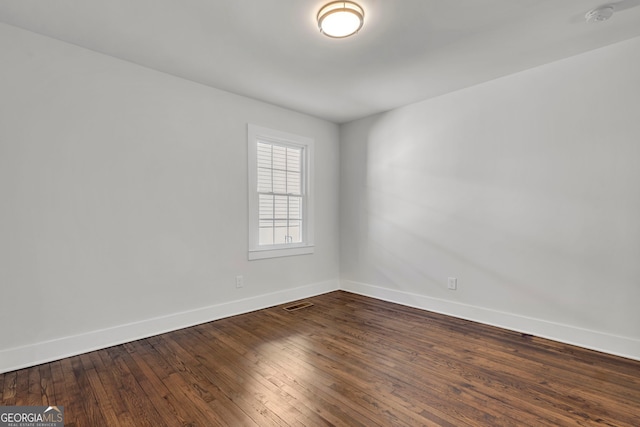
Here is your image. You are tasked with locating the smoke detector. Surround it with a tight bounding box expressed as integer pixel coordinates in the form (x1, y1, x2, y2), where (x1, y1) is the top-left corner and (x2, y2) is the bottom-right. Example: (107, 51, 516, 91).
(585, 5, 615, 23)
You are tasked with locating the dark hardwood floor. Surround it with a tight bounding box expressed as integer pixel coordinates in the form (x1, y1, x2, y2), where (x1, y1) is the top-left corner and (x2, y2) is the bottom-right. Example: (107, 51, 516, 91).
(2, 291, 639, 426)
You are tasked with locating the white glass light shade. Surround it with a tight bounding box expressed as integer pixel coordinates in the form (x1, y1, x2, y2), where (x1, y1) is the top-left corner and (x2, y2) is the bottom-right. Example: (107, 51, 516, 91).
(317, 1, 364, 38)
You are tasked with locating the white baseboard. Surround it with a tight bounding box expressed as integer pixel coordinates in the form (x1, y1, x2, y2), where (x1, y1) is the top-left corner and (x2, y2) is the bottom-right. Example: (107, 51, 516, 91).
(340, 279, 640, 361)
(0, 279, 339, 374)
(4, 278, 637, 374)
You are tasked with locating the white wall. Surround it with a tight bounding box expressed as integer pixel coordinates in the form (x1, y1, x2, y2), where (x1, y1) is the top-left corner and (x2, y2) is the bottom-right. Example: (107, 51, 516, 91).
(0, 23, 340, 372)
(340, 36, 640, 360)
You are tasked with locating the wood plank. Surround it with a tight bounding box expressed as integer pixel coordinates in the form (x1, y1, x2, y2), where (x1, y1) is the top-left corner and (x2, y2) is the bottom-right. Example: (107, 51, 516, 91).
(89, 350, 139, 427)
(1, 371, 16, 405)
(78, 353, 123, 427)
(103, 345, 169, 427)
(69, 355, 108, 426)
(122, 340, 213, 427)
(49, 362, 67, 413)
(0, 291, 638, 426)
(13, 368, 29, 406)
(26, 365, 42, 406)
(59, 356, 89, 426)
(38, 363, 55, 406)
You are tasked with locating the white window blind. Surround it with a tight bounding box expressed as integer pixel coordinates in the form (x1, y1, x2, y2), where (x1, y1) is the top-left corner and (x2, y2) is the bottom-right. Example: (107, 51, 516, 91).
(257, 142, 303, 246)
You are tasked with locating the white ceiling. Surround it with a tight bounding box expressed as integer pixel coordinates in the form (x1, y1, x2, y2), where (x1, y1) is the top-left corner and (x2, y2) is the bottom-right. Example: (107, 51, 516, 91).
(1, 0, 639, 123)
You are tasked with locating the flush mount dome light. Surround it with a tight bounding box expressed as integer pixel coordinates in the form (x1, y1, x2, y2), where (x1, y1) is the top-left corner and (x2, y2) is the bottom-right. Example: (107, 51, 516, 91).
(585, 5, 614, 23)
(317, 1, 364, 38)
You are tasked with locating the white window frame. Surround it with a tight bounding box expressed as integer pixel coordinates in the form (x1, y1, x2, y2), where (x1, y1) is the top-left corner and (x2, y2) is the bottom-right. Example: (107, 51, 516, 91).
(248, 124, 314, 260)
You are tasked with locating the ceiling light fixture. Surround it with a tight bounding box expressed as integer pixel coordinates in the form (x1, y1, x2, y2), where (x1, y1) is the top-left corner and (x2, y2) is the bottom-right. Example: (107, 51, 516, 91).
(585, 5, 614, 23)
(317, 1, 364, 38)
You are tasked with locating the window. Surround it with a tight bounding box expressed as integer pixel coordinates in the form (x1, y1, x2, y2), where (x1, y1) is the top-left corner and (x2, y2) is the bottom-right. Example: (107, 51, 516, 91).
(248, 124, 314, 260)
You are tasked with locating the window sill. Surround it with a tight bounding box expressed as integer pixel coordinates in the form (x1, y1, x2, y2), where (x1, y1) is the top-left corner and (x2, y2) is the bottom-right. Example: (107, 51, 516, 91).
(248, 245, 314, 260)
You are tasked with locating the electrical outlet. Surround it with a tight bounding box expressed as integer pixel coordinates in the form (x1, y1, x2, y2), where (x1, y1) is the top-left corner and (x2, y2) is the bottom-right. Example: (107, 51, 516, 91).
(236, 275, 244, 288)
(447, 277, 457, 290)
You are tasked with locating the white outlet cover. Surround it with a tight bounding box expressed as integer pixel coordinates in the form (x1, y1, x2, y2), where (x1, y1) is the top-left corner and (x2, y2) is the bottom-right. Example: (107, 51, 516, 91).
(447, 277, 457, 290)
